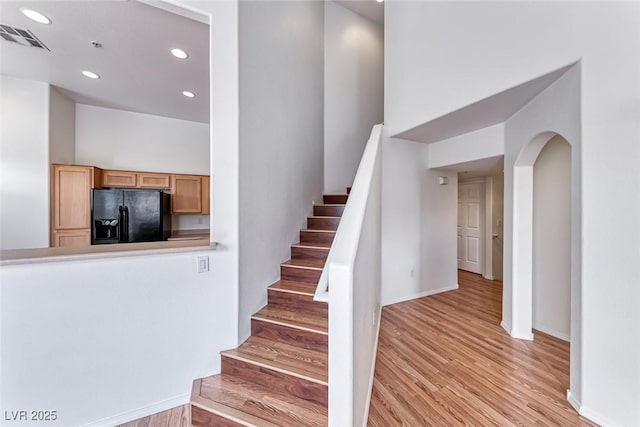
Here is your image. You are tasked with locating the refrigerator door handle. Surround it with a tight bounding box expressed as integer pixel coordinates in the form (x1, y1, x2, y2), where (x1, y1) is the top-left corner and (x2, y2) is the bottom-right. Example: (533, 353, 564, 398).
(118, 206, 124, 242)
(123, 206, 129, 242)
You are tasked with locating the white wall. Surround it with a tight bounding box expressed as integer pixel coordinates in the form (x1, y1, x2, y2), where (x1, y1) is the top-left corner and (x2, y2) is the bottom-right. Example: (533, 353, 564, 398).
(237, 0, 324, 340)
(0, 76, 50, 250)
(386, 3, 640, 425)
(381, 133, 458, 306)
(385, 2, 582, 137)
(172, 214, 210, 231)
(428, 123, 504, 169)
(49, 87, 76, 164)
(75, 104, 209, 175)
(324, 1, 383, 194)
(0, 250, 235, 427)
(532, 135, 571, 341)
(1, 1, 242, 425)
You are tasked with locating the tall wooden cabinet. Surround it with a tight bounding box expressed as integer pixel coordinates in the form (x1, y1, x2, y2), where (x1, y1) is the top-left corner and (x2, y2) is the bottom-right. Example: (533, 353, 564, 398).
(51, 165, 102, 248)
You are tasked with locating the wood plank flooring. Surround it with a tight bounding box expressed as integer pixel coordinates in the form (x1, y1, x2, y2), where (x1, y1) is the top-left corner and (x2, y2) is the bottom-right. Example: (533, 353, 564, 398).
(368, 270, 597, 426)
(117, 404, 190, 427)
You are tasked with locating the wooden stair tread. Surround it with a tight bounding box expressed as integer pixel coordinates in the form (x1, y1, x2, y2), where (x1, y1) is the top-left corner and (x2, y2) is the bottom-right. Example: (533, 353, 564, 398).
(292, 241, 332, 249)
(253, 306, 328, 334)
(191, 194, 343, 426)
(222, 336, 327, 384)
(269, 280, 318, 296)
(282, 259, 325, 269)
(300, 228, 335, 234)
(194, 375, 327, 427)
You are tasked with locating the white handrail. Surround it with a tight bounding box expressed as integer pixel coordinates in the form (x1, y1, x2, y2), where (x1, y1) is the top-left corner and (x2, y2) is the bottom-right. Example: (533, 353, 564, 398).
(313, 124, 383, 302)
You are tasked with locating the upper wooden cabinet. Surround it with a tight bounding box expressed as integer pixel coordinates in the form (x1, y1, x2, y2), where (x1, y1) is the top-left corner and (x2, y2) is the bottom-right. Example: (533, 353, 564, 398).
(201, 176, 210, 215)
(138, 172, 170, 189)
(55, 165, 209, 218)
(102, 169, 172, 189)
(171, 175, 202, 213)
(102, 170, 137, 187)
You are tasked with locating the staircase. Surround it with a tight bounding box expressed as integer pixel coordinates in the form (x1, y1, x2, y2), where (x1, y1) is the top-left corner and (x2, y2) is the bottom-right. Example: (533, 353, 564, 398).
(190, 192, 349, 427)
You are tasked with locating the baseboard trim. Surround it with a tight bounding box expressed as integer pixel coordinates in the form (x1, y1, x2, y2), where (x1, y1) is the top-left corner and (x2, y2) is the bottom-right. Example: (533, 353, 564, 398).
(80, 393, 190, 427)
(500, 320, 511, 336)
(382, 284, 459, 306)
(533, 326, 570, 342)
(566, 389, 581, 413)
(568, 389, 623, 427)
(483, 275, 495, 280)
(580, 405, 623, 427)
(500, 321, 534, 341)
(361, 305, 383, 427)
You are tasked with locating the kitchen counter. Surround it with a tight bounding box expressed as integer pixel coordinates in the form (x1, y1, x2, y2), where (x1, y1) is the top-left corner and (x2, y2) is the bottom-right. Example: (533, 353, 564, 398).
(0, 236, 215, 266)
(168, 229, 210, 241)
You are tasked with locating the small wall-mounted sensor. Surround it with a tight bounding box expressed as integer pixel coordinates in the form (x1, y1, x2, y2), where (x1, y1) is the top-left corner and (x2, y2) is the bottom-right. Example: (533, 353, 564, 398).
(438, 176, 449, 185)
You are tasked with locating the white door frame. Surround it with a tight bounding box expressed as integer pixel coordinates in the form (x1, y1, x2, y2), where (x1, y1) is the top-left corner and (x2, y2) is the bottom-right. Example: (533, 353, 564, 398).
(484, 176, 494, 280)
(458, 178, 485, 275)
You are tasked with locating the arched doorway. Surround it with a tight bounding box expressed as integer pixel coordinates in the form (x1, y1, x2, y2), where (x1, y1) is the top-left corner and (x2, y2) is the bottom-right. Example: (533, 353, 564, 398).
(532, 135, 571, 342)
(511, 131, 579, 396)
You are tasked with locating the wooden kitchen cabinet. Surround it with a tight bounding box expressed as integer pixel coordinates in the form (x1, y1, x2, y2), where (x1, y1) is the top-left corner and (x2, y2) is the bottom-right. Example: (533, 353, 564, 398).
(51, 164, 101, 247)
(53, 229, 91, 248)
(138, 172, 170, 189)
(201, 176, 210, 214)
(102, 170, 137, 187)
(170, 174, 202, 213)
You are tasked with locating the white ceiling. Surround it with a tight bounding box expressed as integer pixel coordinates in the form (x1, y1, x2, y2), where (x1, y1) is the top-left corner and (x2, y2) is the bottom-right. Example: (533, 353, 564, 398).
(446, 155, 504, 179)
(393, 63, 575, 145)
(395, 64, 576, 179)
(0, 0, 210, 123)
(334, 0, 384, 24)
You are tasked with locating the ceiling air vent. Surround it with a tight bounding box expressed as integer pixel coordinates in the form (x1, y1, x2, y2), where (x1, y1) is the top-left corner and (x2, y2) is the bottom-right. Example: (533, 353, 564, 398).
(0, 24, 49, 51)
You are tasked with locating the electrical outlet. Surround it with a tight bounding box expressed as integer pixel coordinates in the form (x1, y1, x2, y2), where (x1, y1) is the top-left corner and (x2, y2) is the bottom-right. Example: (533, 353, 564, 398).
(197, 255, 209, 273)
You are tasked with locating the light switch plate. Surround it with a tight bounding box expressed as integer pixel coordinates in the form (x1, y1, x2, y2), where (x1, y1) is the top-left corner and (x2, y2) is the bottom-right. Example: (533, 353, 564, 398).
(197, 255, 209, 273)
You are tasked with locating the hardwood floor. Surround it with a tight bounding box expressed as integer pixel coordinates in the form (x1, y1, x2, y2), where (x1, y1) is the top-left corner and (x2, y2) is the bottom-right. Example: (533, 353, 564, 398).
(121, 270, 592, 426)
(368, 270, 597, 426)
(117, 404, 190, 427)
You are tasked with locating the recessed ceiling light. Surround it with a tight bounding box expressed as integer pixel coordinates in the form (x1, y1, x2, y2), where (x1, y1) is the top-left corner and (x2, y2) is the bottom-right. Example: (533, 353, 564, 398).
(182, 91, 196, 98)
(21, 8, 52, 24)
(376, 0, 383, 3)
(82, 70, 100, 79)
(171, 48, 189, 59)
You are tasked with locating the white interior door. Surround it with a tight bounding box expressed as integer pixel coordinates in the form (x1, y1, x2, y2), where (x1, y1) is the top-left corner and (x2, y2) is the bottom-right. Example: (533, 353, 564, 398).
(458, 181, 484, 274)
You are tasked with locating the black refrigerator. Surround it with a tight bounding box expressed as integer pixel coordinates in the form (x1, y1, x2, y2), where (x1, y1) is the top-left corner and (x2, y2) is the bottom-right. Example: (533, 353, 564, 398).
(91, 189, 171, 244)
